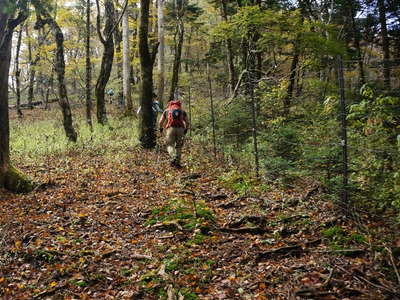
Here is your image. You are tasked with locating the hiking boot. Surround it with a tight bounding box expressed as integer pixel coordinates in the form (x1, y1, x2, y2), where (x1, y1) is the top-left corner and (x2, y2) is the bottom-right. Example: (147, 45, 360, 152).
(170, 159, 177, 167)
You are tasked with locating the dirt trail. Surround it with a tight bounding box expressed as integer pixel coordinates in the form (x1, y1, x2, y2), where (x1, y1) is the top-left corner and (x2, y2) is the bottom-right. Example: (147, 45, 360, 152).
(0, 144, 395, 299)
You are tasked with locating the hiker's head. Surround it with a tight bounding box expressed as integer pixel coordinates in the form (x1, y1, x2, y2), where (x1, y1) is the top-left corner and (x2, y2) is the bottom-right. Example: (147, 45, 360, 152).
(152, 92, 157, 100)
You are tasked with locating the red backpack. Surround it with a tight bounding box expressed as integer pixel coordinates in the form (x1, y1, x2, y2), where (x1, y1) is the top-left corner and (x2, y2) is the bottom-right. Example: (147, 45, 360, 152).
(166, 100, 185, 128)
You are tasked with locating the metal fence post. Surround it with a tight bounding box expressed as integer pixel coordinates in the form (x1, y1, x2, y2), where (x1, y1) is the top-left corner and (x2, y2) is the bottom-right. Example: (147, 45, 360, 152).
(337, 56, 349, 210)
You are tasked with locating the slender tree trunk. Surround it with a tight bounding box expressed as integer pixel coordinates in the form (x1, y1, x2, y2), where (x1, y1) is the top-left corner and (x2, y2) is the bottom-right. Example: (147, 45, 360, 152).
(157, 0, 165, 105)
(95, 0, 115, 125)
(220, 0, 236, 95)
(45, 69, 54, 110)
(122, 4, 133, 113)
(26, 24, 35, 108)
(114, 17, 123, 101)
(51, 24, 77, 142)
(169, 18, 184, 101)
(284, 45, 300, 116)
(139, 0, 158, 148)
(15, 26, 23, 117)
(86, 0, 93, 129)
(32, 0, 78, 142)
(377, 0, 391, 90)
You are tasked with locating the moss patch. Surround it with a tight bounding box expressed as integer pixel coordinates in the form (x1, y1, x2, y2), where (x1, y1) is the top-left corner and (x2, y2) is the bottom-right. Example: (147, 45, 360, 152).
(4, 165, 36, 193)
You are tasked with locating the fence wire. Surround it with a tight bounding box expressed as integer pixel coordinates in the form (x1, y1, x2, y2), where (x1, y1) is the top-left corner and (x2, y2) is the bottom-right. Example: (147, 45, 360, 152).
(192, 55, 399, 213)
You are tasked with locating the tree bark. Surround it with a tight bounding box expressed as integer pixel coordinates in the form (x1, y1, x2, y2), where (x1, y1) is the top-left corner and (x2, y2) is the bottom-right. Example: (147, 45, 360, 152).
(377, 0, 391, 90)
(122, 4, 133, 113)
(139, 0, 158, 148)
(95, 0, 115, 125)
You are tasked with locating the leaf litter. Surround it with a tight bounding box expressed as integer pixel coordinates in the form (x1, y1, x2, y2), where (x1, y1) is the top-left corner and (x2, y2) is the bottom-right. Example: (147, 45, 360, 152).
(1, 126, 399, 299)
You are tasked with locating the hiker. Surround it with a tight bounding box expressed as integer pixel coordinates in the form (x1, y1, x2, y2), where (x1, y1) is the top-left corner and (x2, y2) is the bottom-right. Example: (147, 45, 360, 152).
(136, 93, 164, 125)
(107, 88, 114, 104)
(159, 99, 189, 168)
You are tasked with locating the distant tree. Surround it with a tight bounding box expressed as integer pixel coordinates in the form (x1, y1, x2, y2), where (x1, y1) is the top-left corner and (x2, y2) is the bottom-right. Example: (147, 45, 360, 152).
(0, 0, 34, 192)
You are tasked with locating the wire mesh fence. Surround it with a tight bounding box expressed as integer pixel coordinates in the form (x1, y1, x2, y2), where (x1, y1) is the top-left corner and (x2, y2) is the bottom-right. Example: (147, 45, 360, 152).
(189, 55, 400, 214)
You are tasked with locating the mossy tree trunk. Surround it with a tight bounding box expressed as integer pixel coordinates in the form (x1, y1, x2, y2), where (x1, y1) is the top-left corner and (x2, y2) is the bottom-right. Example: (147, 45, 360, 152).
(0, 0, 34, 192)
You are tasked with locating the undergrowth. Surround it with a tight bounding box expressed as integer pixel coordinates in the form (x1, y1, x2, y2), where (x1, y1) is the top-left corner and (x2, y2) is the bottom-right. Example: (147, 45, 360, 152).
(10, 112, 139, 165)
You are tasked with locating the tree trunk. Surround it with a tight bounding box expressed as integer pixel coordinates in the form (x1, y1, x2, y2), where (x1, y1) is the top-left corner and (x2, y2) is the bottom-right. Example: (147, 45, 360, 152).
(377, 0, 391, 90)
(86, 0, 93, 129)
(0, 0, 34, 192)
(139, 0, 158, 148)
(26, 24, 35, 109)
(114, 15, 123, 99)
(0, 10, 12, 188)
(122, 4, 133, 113)
(220, 0, 236, 95)
(52, 24, 78, 142)
(284, 45, 300, 116)
(32, 0, 78, 142)
(95, 0, 115, 125)
(168, 18, 184, 101)
(45, 69, 54, 110)
(15, 25, 23, 117)
(157, 0, 165, 105)
(36, 28, 47, 103)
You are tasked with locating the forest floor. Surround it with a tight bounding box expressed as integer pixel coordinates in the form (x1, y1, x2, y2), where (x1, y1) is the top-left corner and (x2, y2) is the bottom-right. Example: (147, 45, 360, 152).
(1, 109, 400, 300)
